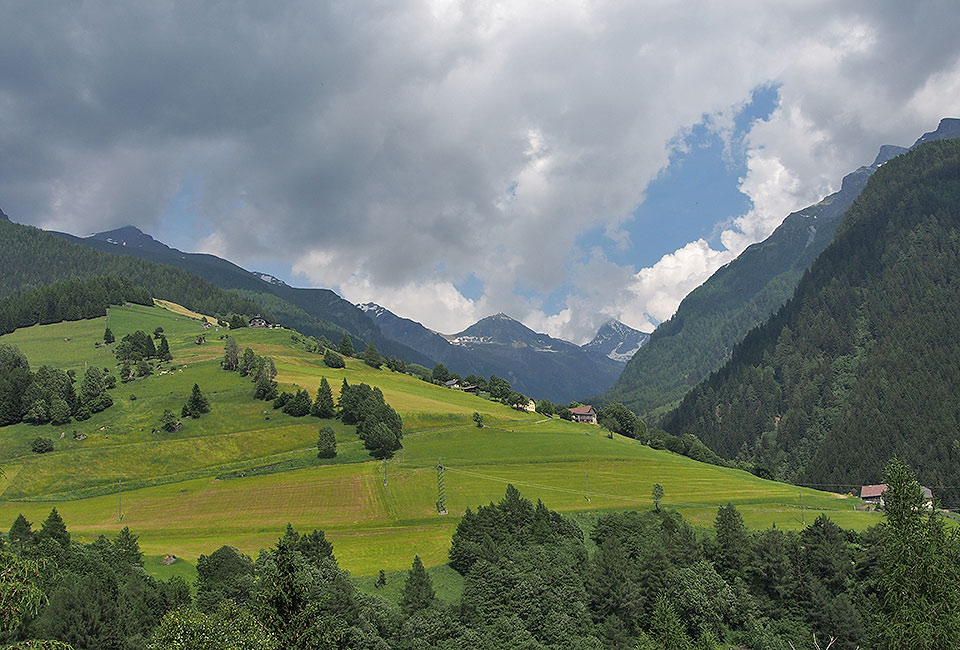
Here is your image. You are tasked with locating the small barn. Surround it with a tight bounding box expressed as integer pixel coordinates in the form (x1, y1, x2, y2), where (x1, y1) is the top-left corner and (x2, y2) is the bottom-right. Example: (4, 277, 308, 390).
(570, 405, 597, 425)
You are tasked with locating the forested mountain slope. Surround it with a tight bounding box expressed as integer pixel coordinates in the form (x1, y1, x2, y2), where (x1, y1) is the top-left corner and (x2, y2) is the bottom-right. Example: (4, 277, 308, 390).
(604, 119, 960, 419)
(601, 145, 906, 418)
(0, 218, 263, 319)
(56, 226, 432, 365)
(662, 138, 960, 506)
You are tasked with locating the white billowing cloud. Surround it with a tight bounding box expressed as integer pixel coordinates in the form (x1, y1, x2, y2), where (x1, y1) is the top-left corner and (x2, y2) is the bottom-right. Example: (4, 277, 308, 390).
(1, 2, 959, 345)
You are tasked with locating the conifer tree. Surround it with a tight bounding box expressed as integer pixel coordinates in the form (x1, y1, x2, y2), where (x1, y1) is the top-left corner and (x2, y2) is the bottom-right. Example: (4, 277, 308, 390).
(400, 555, 435, 616)
(156, 335, 172, 362)
(338, 336, 354, 357)
(114, 527, 143, 567)
(362, 341, 381, 368)
(317, 425, 337, 458)
(9, 514, 33, 549)
(311, 377, 335, 418)
(103, 327, 115, 344)
(183, 383, 211, 418)
(40, 508, 70, 549)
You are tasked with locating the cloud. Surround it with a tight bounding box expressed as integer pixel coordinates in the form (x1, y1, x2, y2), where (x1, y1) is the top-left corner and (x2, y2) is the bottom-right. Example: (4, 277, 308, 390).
(1, 2, 958, 344)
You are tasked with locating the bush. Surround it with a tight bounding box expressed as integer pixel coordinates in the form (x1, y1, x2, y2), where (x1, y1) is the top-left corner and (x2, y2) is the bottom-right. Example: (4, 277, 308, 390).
(323, 350, 345, 368)
(31, 437, 54, 454)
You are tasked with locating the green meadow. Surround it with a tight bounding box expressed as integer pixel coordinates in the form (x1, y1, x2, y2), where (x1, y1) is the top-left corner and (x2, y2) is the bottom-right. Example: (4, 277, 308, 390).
(0, 302, 882, 581)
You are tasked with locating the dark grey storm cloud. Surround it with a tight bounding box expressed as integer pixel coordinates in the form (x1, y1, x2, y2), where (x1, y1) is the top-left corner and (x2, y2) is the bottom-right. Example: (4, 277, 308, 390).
(1, 1, 958, 340)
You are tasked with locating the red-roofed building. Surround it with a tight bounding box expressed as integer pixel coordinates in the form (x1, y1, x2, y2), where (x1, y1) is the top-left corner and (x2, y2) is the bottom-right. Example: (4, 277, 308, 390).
(860, 483, 934, 509)
(570, 405, 597, 425)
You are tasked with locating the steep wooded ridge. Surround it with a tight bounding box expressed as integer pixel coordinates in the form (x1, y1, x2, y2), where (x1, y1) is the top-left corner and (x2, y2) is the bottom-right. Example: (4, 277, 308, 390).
(54, 226, 433, 366)
(601, 145, 908, 418)
(0, 219, 263, 319)
(362, 306, 626, 402)
(663, 138, 960, 506)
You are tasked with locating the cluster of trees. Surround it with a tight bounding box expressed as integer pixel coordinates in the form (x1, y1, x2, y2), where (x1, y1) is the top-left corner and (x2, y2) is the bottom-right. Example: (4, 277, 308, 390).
(0, 276, 151, 337)
(221, 338, 280, 402)
(1, 461, 955, 649)
(0, 344, 114, 428)
(339, 380, 403, 458)
(0, 510, 190, 649)
(663, 139, 960, 506)
(115, 327, 173, 371)
(0, 218, 265, 320)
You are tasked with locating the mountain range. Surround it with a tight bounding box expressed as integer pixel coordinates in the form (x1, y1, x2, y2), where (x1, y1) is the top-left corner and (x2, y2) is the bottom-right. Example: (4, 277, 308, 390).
(361, 304, 645, 402)
(0, 216, 647, 403)
(600, 118, 960, 419)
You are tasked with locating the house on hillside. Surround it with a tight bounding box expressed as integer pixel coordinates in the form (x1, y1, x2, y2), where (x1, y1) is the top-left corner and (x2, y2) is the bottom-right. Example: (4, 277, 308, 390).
(524, 399, 536, 412)
(444, 379, 462, 389)
(860, 483, 934, 509)
(249, 315, 269, 328)
(463, 385, 479, 395)
(570, 405, 597, 425)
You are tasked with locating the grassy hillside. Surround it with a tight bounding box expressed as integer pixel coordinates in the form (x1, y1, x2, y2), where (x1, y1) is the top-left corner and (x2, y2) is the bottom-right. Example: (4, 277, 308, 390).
(0, 302, 881, 579)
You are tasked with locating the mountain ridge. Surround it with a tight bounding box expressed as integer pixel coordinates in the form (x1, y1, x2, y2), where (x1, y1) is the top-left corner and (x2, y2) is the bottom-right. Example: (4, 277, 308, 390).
(599, 119, 958, 419)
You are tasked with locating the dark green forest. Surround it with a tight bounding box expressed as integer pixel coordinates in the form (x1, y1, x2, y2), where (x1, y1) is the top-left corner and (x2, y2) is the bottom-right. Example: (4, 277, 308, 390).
(0, 276, 151, 337)
(663, 139, 960, 506)
(0, 462, 956, 649)
(0, 219, 264, 321)
(600, 148, 894, 420)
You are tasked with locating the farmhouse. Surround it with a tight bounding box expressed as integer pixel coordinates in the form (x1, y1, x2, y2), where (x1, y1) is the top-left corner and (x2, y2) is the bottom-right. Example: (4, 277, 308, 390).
(444, 379, 463, 389)
(860, 483, 934, 509)
(249, 315, 269, 328)
(524, 399, 536, 412)
(570, 405, 597, 425)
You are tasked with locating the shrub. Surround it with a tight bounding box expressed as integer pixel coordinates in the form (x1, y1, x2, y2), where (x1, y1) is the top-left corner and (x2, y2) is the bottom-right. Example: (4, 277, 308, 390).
(31, 438, 54, 454)
(323, 350, 345, 368)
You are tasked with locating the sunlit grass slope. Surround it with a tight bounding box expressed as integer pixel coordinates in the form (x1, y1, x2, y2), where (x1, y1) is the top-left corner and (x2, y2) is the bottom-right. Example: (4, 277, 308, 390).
(0, 303, 882, 577)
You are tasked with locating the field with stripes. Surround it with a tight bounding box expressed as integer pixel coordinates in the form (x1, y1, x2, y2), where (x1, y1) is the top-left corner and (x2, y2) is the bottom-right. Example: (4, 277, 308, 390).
(0, 302, 881, 587)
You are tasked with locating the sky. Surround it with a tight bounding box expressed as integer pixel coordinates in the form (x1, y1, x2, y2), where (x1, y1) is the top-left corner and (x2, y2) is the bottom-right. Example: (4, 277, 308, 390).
(2, 2, 959, 343)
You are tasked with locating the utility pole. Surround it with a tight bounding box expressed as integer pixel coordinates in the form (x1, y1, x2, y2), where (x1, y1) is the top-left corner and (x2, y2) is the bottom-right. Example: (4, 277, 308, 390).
(437, 458, 447, 515)
(382, 458, 387, 489)
(585, 471, 590, 502)
(799, 491, 805, 526)
(118, 479, 122, 522)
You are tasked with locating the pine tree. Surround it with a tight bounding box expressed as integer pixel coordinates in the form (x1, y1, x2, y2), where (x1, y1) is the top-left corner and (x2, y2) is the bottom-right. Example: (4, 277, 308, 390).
(114, 527, 143, 567)
(338, 336, 354, 357)
(362, 341, 382, 368)
(183, 383, 211, 418)
(649, 595, 693, 650)
(40, 508, 70, 549)
(156, 335, 172, 362)
(400, 555, 435, 616)
(9, 514, 33, 549)
(317, 426, 337, 458)
(103, 327, 115, 344)
(311, 377, 335, 418)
